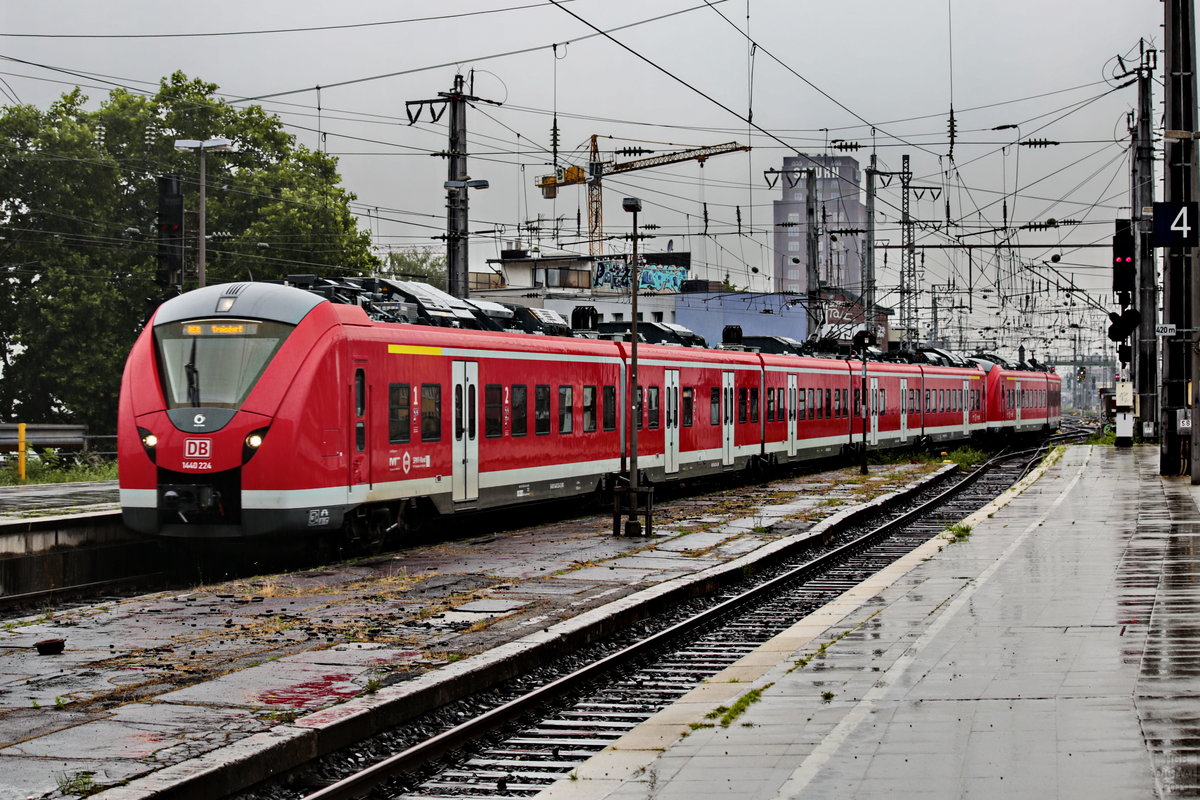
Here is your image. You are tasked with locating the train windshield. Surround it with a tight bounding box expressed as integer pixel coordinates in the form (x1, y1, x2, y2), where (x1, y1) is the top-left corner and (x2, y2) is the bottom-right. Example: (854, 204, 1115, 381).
(154, 319, 294, 409)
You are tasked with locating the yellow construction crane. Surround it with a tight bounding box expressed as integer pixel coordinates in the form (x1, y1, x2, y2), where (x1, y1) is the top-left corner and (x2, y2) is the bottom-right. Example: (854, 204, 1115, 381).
(536, 135, 749, 256)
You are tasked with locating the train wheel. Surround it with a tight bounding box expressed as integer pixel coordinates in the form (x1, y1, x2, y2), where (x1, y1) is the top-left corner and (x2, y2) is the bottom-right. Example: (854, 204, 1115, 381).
(348, 507, 389, 556)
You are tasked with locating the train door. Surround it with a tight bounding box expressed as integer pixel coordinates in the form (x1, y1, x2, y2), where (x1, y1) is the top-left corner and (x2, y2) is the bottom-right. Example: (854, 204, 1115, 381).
(452, 361, 479, 502)
(869, 377, 880, 446)
(665, 369, 680, 474)
(1014, 379, 1023, 426)
(722, 371, 735, 466)
(962, 379, 971, 433)
(899, 378, 909, 441)
(350, 361, 370, 487)
(787, 373, 799, 457)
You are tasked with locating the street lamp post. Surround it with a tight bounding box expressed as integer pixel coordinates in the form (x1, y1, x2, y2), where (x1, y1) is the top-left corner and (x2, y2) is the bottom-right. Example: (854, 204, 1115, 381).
(174, 137, 233, 288)
(626, 199, 641, 499)
(616, 197, 653, 536)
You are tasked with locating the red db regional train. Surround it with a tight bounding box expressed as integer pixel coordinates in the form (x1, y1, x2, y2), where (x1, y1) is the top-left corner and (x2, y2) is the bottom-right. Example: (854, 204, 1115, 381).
(118, 281, 1060, 544)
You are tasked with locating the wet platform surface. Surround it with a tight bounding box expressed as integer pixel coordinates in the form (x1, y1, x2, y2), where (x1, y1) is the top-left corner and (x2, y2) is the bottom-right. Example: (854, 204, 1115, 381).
(0, 481, 118, 521)
(0, 462, 943, 799)
(540, 445, 1200, 799)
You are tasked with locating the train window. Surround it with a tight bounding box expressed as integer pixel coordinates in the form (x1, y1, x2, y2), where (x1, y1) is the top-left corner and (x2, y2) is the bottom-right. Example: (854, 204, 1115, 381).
(648, 387, 660, 429)
(879, 389, 886, 414)
(559, 386, 574, 434)
(738, 387, 748, 424)
(356, 421, 365, 452)
(388, 384, 411, 444)
(825, 389, 832, 418)
(355, 369, 366, 417)
(843, 389, 849, 417)
(683, 387, 694, 427)
(485, 385, 502, 438)
(636, 387, 644, 429)
(807, 388, 815, 420)
(925, 389, 932, 412)
(799, 388, 808, 419)
(535, 385, 551, 435)
(778, 388, 786, 421)
(603, 385, 617, 431)
(421, 384, 442, 442)
(767, 388, 775, 422)
(155, 319, 294, 410)
(512, 385, 528, 436)
(838, 391, 844, 417)
(583, 386, 597, 433)
(710, 387, 720, 425)
(853, 388, 860, 416)
(468, 384, 476, 440)
(750, 388, 759, 423)
(454, 385, 464, 441)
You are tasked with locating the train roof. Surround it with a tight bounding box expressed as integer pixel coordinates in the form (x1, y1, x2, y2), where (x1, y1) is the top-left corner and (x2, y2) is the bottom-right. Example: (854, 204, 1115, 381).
(153, 282, 324, 326)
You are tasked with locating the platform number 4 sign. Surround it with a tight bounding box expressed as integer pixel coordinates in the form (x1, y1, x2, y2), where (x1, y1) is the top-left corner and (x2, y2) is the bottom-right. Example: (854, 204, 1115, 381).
(1153, 202, 1200, 247)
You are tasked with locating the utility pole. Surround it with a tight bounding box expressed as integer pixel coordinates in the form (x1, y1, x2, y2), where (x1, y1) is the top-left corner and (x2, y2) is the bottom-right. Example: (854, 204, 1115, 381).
(864, 155, 877, 339)
(867, 156, 932, 350)
(899, 155, 917, 349)
(407, 73, 499, 298)
(445, 74, 470, 298)
(1161, 0, 1197, 476)
(805, 170, 821, 339)
(1118, 41, 1159, 441)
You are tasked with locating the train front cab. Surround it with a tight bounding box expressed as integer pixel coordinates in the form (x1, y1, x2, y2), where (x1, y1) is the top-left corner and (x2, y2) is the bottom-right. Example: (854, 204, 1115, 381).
(119, 283, 352, 538)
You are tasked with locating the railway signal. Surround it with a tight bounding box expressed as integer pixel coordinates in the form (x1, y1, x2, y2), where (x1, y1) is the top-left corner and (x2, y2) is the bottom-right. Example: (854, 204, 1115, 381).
(156, 174, 184, 288)
(1112, 218, 1135, 297)
(1107, 307, 1142, 342)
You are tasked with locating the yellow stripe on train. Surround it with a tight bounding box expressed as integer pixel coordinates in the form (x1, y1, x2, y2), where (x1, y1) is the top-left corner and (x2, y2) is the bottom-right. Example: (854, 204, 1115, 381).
(388, 344, 443, 356)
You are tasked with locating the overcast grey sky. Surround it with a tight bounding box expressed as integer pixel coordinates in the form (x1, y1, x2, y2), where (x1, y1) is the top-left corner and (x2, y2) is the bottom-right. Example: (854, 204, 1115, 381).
(0, 0, 1166, 354)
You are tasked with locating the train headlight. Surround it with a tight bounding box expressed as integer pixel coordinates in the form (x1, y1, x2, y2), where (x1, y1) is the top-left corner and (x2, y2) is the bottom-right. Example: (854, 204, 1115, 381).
(138, 427, 157, 464)
(243, 427, 269, 463)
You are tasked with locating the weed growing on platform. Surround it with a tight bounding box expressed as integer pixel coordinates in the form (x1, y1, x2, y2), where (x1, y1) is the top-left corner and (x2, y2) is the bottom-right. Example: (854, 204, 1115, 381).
(821, 691, 835, 703)
(944, 523, 973, 543)
(54, 770, 97, 796)
(262, 708, 300, 725)
(707, 683, 774, 727)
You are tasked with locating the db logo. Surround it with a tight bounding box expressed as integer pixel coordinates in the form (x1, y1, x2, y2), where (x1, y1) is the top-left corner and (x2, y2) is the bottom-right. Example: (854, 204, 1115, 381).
(184, 439, 212, 458)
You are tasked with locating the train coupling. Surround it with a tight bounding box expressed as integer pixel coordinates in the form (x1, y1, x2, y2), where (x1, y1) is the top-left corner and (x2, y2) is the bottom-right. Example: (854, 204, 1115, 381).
(160, 484, 222, 517)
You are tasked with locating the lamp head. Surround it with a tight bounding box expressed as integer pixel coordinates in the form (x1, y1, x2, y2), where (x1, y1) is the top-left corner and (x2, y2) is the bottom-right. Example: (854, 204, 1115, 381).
(622, 197, 642, 213)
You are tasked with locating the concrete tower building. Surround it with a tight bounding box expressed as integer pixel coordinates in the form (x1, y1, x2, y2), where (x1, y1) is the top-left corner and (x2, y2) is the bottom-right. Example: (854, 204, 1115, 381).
(771, 155, 866, 296)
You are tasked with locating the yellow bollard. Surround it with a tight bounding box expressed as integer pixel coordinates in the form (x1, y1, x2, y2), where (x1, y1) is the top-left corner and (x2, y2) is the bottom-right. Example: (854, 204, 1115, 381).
(17, 422, 26, 481)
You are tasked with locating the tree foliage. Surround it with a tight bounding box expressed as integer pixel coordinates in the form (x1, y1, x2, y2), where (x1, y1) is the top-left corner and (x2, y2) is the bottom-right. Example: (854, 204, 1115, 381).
(0, 73, 379, 433)
(380, 247, 448, 291)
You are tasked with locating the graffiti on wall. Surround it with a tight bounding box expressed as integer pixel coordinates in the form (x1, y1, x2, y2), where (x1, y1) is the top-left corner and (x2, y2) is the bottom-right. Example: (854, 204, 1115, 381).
(594, 261, 687, 292)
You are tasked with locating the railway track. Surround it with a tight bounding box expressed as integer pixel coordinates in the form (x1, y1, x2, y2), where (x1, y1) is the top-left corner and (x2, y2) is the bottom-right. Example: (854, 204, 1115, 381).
(262, 439, 1072, 800)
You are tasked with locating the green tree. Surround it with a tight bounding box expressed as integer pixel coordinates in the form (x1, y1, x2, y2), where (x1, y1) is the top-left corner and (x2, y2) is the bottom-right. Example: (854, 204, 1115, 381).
(0, 73, 379, 433)
(380, 247, 448, 290)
